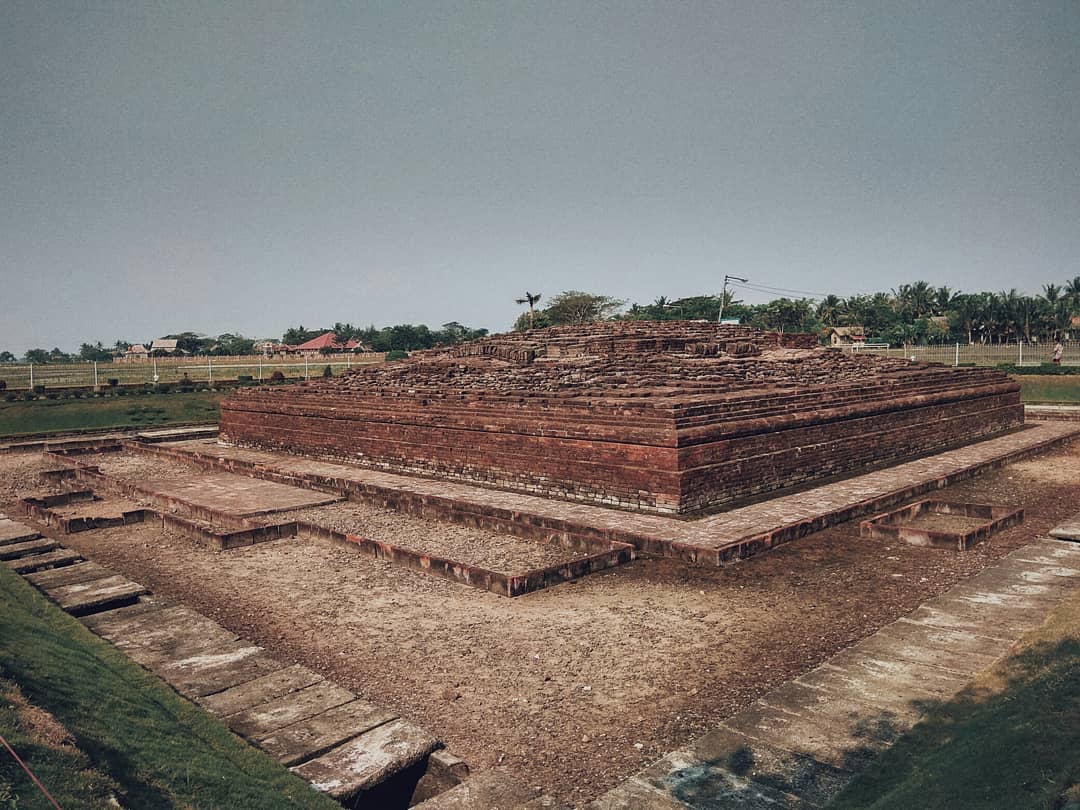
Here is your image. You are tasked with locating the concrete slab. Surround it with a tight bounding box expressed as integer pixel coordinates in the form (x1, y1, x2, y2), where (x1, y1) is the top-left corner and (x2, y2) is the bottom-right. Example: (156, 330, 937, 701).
(903, 598, 1041, 639)
(758, 680, 916, 744)
(81, 599, 169, 632)
(227, 681, 357, 739)
(589, 776, 689, 809)
(411, 769, 541, 809)
(141, 471, 340, 517)
(199, 664, 325, 718)
(26, 561, 114, 589)
(721, 701, 884, 772)
(156, 645, 286, 698)
(682, 725, 850, 808)
(258, 699, 398, 766)
(47, 575, 148, 614)
(291, 718, 440, 801)
(0, 538, 58, 561)
(820, 649, 970, 697)
(860, 622, 1004, 675)
(632, 749, 806, 809)
(1049, 513, 1080, 542)
(5, 548, 82, 574)
(119, 621, 242, 667)
(0, 520, 39, 545)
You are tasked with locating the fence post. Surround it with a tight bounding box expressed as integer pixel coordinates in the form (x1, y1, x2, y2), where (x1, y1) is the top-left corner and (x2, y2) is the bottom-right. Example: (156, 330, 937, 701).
(208, 357, 213, 384)
(93, 361, 98, 389)
(954, 343, 959, 367)
(304, 357, 309, 380)
(258, 358, 262, 381)
(28, 363, 33, 391)
(1018, 342, 1022, 367)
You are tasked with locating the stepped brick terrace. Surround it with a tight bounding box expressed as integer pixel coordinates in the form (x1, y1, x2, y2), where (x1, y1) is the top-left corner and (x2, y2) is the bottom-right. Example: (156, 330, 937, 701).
(220, 322, 1024, 514)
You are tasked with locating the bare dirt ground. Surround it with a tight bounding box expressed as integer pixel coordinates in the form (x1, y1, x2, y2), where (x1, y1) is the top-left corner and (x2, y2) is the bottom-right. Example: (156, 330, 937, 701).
(3, 440, 1078, 807)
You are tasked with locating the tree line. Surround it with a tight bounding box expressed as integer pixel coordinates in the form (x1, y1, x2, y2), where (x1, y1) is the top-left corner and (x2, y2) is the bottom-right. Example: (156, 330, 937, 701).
(5, 278, 1079, 363)
(513, 280, 1080, 347)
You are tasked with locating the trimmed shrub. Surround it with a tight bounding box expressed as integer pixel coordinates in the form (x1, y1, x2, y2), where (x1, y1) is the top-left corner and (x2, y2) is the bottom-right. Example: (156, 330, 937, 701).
(4, 394, 17, 402)
(237, 374, 253, 383)
(270, 370, 285, 383)
(107, 378, 119, 387)
(322, 365, 332, 378)
(385, 350, 409, 361)
(32, 384, 45, 395)
(0, 380, 6, 391)
(154, 383, 172, 394)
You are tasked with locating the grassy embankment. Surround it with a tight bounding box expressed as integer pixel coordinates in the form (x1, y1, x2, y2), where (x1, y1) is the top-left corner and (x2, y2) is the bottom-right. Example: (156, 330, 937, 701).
(0, 564, 337, 809)
(0, 391, 224, 437)
(829, 588, 1080, 810)
(1015, 374, 1080, 403)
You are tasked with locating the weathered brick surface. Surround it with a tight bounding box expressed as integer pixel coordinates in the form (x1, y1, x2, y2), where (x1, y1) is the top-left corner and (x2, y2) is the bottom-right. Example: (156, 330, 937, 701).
(219, 322, 1023, 514)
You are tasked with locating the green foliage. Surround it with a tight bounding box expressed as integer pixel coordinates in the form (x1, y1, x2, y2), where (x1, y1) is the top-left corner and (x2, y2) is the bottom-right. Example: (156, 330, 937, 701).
(829, 595, 1080, 810)
(321, 365, 332, 377)
(384, 349, 409, 361)
(282, 325, 328, 346)
(998, 363, 1080, 376)
(269, 370, 286, 383)
(31, 384, 45, 395)
(0, 351, 15, 363)
(544, 291, 627, 325)
(0, 391, 223, 436)
(78, 342, 113, 362)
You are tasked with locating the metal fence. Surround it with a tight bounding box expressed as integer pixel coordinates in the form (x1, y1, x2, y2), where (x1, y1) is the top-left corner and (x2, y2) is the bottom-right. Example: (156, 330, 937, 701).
(847, 341, 1078, 368)
(0, 353, 384, 391)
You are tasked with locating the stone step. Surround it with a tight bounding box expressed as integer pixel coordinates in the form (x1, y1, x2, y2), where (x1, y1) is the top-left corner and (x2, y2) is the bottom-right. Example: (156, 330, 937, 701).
(227, 681, 357, 739)
(258, 699, 397, 766)
(291, 718, 440, 802)
(45, 575, 148, 615)
(0, 519, 40, 546)
(26, 560, 115, 590)
(412, 769, 545, 809)
(0, 538, 58, 561)
(199, 664, 325, 718)
(5, 548, 82, 574)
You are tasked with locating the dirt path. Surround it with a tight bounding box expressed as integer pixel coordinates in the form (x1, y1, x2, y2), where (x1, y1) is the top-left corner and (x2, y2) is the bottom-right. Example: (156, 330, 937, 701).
(3, 439, 1076, 807)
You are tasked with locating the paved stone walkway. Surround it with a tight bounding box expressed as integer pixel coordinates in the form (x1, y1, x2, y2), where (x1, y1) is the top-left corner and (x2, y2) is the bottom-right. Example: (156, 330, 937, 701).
(172, 420, 1078, 565)
(2, 513, 442, 805)
(590, 536, 1080, 808)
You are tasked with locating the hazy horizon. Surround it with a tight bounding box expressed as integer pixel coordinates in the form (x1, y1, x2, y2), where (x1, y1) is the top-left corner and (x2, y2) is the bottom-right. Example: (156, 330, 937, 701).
(3, 1, 1078, 354)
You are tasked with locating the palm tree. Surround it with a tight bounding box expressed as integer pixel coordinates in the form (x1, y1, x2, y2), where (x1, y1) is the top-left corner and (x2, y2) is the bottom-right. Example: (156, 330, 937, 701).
(1066, 276, 1080, 309)
(933, 286, 956, 316)
(1042, 283, 1061, 306)
(815, 294, 843, 327)
(515, 292, 542, 330)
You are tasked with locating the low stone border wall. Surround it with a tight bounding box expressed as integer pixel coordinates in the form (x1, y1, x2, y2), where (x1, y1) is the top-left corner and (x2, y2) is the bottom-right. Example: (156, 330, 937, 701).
(38, 447, 632, 596)
(860, 500, 1024, 551)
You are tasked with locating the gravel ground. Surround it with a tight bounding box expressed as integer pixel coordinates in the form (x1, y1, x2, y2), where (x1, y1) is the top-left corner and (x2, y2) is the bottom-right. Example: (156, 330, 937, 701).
(273, 503, 588, 572)
(3, 438, 1077, 807)
(85, 450, 589, 571)
(900, 511, 991, 533)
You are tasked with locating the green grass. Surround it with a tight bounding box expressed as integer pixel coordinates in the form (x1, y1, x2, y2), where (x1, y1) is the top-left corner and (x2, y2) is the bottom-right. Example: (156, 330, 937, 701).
(828, 589, 1080, 810)
(0, 565, 338, 809)
(0, 391, 224, 437)
(1015, 374, 1080, 403)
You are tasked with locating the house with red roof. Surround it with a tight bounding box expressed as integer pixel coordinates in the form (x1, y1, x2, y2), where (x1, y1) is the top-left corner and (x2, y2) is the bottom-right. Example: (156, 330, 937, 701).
(291, 331, 362, 355)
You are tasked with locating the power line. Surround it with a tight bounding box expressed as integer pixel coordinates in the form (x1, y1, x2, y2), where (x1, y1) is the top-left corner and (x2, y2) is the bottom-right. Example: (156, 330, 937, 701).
(729, 280, 835, 299)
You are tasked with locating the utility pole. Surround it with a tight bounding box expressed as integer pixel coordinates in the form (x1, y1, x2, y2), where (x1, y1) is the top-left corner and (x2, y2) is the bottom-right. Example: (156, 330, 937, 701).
(718, 275, 748, 322)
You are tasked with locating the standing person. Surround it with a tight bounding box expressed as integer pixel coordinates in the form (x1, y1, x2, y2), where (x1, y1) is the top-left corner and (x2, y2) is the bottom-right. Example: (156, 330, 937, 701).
(1053, 340, 1064, 365)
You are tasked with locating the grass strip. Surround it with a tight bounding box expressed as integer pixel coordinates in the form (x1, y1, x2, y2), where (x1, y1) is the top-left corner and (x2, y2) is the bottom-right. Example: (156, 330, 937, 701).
(0, 564, 337, 809)
(1015, 375, 1080, 403)
(0, 392, 224, 437)
(828, 587, 1080, 810)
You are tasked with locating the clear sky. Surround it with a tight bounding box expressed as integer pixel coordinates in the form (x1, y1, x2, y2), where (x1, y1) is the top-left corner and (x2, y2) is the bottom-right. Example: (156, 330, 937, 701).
(2, 1, 1078, 353)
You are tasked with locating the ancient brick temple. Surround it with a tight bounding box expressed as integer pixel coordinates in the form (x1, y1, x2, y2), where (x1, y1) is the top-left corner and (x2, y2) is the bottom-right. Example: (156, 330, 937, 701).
(219, 322, 1023, 514)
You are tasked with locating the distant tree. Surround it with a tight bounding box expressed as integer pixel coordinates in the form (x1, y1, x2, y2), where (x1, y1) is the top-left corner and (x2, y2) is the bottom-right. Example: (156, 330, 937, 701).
(815, 295, 844, 327)
(211, 333, 256, 356)
(1066, 276, 1080, 309)
(515, 292, 542, 329)
(24, 348, 49, 364)
(512, 310, 552, 331)
(0, 351, 15, 363)
(544, 291, 626, 325)
(48, 347, 71, 362)
(282, 325, 327, 346)
(161, 332, 212, 355)
(749, 298, 820, 334)
(78, 342, 113, 362)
